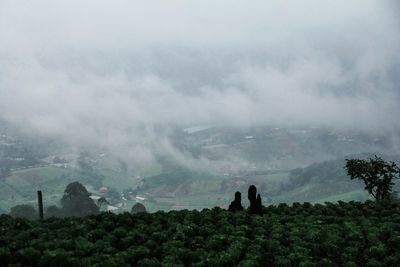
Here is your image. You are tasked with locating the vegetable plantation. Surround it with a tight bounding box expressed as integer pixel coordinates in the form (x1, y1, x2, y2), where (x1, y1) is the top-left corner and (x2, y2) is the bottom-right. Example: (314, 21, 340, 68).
(1, 200, 400, 266)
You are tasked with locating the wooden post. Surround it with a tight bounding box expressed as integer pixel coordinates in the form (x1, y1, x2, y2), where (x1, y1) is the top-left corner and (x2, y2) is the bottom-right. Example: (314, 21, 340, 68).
(37, 190, 43, 220)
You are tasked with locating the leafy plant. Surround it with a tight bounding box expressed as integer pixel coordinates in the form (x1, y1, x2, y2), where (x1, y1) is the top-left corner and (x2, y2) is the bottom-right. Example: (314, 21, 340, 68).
(61, 182, 99, 217)
(10, 204, 37, 220)
(1, 200, 400, 265)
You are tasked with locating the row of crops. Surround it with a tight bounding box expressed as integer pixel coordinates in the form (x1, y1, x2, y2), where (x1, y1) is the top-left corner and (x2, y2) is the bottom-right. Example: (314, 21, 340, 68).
(1, 200, 399, 266)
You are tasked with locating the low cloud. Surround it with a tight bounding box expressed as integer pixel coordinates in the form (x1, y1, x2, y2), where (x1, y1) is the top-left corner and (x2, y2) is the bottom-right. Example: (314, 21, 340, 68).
(0, 0, 399, 167)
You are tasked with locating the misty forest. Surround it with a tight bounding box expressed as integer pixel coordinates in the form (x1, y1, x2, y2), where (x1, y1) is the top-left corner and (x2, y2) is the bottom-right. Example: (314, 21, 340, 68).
(1, 1, 400, 266)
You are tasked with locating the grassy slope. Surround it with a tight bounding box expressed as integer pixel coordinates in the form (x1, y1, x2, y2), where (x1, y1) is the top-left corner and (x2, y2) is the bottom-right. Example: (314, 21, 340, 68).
(317, 190, 373, 203)
(0, 162, 377, 213)
(0, 167, 76, 212)
(138, 167, 374, 212)
(273, 184, 371, 204)
(100, 169, 137, 191)
(138, 169, 226, 212)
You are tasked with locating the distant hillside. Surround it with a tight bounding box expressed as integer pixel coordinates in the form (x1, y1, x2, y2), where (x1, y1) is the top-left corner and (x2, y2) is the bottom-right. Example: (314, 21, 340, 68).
(2, 119, 400, 212)
(135, 155, 400, 210)
(138, 169, 218, 190)
(275, 155, 400, 204)
(171, 125, 400, 171)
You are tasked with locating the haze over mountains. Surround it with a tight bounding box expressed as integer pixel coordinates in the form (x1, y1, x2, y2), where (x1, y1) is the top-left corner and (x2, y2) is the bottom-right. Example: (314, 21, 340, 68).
(1, 119, 399, 212)
(0, 1, 399, 212)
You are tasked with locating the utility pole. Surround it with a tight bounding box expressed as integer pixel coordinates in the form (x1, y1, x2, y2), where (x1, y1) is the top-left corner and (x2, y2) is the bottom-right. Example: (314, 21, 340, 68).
(37, 190, 43, 220)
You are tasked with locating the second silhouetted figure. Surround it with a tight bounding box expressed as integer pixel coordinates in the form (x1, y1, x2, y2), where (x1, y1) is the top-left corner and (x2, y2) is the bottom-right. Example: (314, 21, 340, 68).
(248, 185, 262, 215)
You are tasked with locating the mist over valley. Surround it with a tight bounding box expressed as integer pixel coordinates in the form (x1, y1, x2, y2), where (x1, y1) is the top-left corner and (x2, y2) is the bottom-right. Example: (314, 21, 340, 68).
(0, 0, 399, 213)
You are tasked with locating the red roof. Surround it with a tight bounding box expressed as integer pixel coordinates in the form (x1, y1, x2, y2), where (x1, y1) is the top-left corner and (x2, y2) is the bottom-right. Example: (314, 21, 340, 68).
(99, 187, 108, 192)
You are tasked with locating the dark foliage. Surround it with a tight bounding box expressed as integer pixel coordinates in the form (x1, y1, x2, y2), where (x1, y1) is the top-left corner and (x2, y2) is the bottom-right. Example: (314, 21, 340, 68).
(45, 205, 63, 218)
(282, 158, 350, 192)
(131, 203, 147, 214)
(9, 205, 37, 220)
(1, 201, 400, 266)
(346, 156, 400, 201)
(61, 182, 99, 217)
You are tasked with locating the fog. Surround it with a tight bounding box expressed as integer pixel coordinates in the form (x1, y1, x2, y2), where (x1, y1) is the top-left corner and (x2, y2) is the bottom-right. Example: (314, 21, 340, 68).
(0, 0, 399, 168)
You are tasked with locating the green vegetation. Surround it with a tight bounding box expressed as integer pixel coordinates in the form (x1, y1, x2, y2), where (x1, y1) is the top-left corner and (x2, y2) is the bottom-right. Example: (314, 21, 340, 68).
(9, 204, 37, 220)
(317, 190, 371, 203)
(1, 201, 399, 266)
(0, 167, 76, 212)
(2, 150, 400, 265)
(61, 182, 99, 217)
(346, 156, 400, 201)
(8, 181, 101, 219)
(283, 159, 349, 191)
(131, 203, 146, 213)
(100, 169, 136, 192)
(138, 164, 163, 178)
(6, 167, 72, 187)
(0, 160, 394, 215)
(139, 169, 219, 190)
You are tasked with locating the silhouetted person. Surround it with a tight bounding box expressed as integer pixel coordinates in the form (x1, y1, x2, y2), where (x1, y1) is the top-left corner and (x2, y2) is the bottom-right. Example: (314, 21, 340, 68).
(229, 191, 244, 212)
(256, 194, 262, 214)
(248, 185, 262, 215)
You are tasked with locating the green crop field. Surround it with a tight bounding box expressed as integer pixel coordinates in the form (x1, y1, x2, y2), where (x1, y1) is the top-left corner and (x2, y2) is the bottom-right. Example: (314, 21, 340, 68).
(1, 200, 399, 266)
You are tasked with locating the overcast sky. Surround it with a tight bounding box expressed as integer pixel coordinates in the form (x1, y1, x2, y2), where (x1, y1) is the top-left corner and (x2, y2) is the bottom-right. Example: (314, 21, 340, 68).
(0, 0, 399, 165)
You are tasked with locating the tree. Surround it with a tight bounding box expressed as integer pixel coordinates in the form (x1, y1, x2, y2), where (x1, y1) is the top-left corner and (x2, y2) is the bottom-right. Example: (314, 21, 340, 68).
(131, 203, 146, 214)
(61, 181, 99, 217)
(10, 204, 37, 220)
(345, 156, 400, 201)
